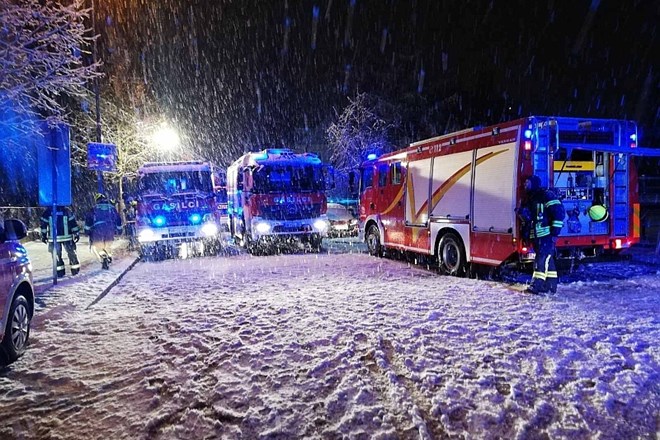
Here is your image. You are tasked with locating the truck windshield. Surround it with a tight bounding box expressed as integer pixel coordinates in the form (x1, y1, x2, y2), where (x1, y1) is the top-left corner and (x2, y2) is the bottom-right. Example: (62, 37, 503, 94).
(139, 171, 212, 195)
(253, 164, 324, 193)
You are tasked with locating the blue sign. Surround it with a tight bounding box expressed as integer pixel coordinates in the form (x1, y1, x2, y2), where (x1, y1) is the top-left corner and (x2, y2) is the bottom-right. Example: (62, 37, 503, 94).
(38, 123, 71, 207)
(87, 142, 117, 171)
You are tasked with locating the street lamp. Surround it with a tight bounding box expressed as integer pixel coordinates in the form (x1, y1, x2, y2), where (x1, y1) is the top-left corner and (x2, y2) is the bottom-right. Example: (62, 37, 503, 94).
(150, 123, 181, 160)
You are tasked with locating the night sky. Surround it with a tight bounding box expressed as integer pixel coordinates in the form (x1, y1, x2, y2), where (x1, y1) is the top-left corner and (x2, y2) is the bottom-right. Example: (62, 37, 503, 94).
(98, 0, 659, 163)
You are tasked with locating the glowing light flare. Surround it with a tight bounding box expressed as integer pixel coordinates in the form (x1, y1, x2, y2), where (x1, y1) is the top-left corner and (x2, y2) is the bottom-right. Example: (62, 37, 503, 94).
(255, 222, 271, 234)
(138, 229, 157, 242)
(313, 219, 328, 231)
(201, 222, 218, 237)
(152, 124, 180, 152)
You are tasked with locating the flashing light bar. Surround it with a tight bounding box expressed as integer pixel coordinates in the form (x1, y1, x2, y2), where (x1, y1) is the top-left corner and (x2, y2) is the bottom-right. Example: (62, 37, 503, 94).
(367, 153, 377, 160)
(153, 215, 166, 227)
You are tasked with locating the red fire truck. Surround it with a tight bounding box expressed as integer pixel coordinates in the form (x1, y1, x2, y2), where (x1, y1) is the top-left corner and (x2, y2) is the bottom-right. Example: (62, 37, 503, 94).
(135, 161, 228, 259)
(226, 148, 334, 253)
(357, 116, 660, 276)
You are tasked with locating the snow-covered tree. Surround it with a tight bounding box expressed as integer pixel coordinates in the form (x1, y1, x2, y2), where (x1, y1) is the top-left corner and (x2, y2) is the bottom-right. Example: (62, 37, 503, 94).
(0, 0, 101, 129)
(326, 92, 399, 172)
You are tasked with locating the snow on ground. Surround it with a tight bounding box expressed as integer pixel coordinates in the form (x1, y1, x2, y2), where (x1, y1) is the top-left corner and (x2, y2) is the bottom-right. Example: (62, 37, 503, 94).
(0, 238, 658, 439)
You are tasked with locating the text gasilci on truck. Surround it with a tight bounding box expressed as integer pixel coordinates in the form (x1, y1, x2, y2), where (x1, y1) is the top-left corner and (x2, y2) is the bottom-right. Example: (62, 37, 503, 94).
(135, 161, 228, 260)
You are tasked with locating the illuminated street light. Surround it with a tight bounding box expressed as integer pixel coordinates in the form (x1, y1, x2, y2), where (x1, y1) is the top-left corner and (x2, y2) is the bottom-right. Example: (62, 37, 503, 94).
(151, 124, 181, 152)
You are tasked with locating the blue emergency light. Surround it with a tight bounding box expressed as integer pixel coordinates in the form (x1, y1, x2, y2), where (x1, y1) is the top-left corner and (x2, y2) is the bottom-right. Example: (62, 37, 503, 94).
(153, 215, 167, 227)
(189, 213, 202, 224)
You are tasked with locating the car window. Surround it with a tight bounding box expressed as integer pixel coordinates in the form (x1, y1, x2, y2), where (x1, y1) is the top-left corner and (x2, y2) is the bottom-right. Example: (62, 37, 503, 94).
(392, 162, 403, 185)
(378, 164, 388, 187)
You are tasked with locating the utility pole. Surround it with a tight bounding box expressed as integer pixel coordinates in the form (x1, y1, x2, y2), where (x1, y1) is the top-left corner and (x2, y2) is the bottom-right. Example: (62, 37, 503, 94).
(91, 0, 103, 195)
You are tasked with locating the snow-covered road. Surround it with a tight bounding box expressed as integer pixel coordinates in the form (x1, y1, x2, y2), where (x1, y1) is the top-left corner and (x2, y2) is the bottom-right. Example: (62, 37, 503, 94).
(1, 240, 658, 439)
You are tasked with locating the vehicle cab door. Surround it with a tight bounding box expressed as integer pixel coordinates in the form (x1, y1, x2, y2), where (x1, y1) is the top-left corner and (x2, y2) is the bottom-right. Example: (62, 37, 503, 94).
(358, 164, 376, 223)
(0, 231, 13, 326)
(381, 161, 406, 247)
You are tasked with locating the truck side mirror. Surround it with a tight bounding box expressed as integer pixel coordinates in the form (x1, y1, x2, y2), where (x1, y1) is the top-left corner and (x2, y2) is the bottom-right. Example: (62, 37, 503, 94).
(236, 171, 244, 191)
(348, 170, 358, 195)
(323, 165, 335, 190)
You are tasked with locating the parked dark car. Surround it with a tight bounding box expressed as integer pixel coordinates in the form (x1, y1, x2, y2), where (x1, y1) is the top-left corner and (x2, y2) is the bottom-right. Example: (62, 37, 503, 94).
(326, 202, 358, 238)
(0, 219, 34, 364)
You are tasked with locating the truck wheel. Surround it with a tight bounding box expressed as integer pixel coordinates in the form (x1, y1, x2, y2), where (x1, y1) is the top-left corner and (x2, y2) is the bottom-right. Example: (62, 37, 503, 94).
(437, 232, 467, 277)
(2, 294, 31, 363)
(229, 214, 236, 238)
(310, 234, 322, 252)
(366, 224, 383, 257)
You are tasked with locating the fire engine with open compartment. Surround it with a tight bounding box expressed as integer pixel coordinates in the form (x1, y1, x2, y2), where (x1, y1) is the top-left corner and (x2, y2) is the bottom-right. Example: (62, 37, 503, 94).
(356, 116, 660, 276)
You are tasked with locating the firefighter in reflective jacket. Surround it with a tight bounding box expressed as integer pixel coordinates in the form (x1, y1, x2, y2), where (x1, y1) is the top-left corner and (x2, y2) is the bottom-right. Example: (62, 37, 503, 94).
(519, 175, 566, 294)
(40, 206, 81, 277)
(85, 193, 122, 270)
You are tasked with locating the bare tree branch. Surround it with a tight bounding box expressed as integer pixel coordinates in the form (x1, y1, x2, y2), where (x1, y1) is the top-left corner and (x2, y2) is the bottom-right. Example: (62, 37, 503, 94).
(0, 0, 102, 130)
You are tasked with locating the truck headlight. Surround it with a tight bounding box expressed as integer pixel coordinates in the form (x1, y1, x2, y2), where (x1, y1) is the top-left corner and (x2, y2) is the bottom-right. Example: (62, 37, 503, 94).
(255, 222, 271, 234)
(138, 229, 157, 242)
(201, 222, 218, 237)
(313, 219, 328, 232)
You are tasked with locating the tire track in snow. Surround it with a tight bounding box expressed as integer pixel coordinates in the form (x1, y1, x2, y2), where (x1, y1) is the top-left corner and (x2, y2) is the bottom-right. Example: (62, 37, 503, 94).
(365, 335, 450, 440)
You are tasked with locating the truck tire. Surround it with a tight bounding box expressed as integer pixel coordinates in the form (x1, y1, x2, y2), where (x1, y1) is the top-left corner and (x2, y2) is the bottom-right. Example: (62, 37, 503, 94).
(437, 232, 467, 277)
(310, 234, 322, 252)
(366, 224, 383, 257)
(1, 294, 31, 363)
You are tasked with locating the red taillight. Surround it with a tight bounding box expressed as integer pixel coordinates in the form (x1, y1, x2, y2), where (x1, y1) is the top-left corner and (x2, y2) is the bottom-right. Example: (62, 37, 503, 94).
(611, 239, 622, 249)
(521, 246, 528, 253)
(524, 140, 532, 151)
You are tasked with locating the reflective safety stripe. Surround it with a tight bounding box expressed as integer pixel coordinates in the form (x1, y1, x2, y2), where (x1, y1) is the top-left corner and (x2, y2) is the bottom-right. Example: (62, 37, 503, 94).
(546, 270, 558, 279)
(70, 263, 81, 269)
(545, 199, 561, 208)
(532, 271, 547, 280)
(57, 265, 65, 270)
(551, 220, 564, 227)
(532, 225, 550, 238)
(633, 203, 640, 238)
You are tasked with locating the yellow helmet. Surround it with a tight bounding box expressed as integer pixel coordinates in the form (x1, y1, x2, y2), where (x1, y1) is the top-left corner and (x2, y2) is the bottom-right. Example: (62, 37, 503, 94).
(94, 193, 107, 202)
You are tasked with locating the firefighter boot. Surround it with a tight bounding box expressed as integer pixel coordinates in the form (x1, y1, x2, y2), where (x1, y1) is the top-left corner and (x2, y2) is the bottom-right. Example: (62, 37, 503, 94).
(101, 256, 110, 270)
(57, 257, 66, 278)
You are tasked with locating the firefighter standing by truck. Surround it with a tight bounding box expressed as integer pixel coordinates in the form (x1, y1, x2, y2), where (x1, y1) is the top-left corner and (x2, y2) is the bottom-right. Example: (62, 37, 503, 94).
(519, 175, 566, 294)
(124, 198, 138, 250)
(85, 193, 122, 270)
(40, 206, 81, 277)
